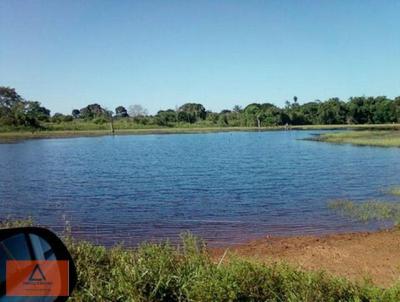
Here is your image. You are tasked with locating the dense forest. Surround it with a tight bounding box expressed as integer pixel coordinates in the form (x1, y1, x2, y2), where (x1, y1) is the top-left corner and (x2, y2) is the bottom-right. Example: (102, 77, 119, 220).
(1, 86, 400, 130)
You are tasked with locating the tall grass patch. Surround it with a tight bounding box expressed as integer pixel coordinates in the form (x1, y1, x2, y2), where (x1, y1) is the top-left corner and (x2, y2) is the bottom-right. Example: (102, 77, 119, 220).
(329, 200, 400, 225)
(329, 184, 400, 225)
(312, 130, 400, 147)
(387, 186, 400, 197)
(2, 219, 400, 301)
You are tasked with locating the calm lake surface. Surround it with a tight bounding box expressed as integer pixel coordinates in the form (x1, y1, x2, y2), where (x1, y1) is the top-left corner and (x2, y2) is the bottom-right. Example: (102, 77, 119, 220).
(0, 130, 399, 246)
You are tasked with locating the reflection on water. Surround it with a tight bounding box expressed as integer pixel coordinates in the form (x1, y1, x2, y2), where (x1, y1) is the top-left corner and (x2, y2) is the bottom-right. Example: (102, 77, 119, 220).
(0, 130, 399, 246)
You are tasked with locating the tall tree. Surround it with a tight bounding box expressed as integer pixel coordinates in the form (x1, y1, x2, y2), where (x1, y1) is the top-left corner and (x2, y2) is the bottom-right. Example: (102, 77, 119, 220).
(79, 103, 107, 119)
(115, 106, 128, 117)
(72, 109, 80, 118)
(178, 103, 206, 123)
(155, 109, 177, 126)
(0, 87, 49, 128)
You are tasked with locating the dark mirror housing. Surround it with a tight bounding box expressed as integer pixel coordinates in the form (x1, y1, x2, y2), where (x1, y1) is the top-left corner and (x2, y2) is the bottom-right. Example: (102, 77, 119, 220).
(0, 227, 77, 302)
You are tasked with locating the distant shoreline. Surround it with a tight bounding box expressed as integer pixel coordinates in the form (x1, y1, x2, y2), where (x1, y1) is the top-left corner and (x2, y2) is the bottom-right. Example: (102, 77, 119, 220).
(1, 123, 399, 143)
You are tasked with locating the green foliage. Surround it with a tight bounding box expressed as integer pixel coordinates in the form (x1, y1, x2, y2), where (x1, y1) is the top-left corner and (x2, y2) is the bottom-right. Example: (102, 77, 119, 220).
(317, 98, 348, 124)
(1, 219, 400, 301)
(115, 106, 128, 118)
(2, 87, 400, 132)
(79, 103, 109, 120)
(68, 233, 400, 301)
(52, 113, 73, 123)
(329, 200, 400, 224)
(387, 186, 400, 197)
(178, 103, 206, 123)
(156, 109, 177, 126)
(72, 109, 80, 118)
(93, 117, 108, 124)
(0, 218, 34, 229)
(0, 87, 50, 129)
(329, 185, 400, 225)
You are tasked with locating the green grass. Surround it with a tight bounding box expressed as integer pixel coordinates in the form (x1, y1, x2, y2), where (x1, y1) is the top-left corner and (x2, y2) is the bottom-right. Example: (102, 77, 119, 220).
(329, 185, 400, 225)
(1, 123, 400, 142)
(329, 200, 400, 225)
(387, 186, 400, 197)
(2, 220, 400, 301)
(311, 130, 400, 147)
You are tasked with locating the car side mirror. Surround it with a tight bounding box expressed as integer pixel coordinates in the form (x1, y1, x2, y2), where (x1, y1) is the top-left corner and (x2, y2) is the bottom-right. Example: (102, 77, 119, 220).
(0, 227, 77, 302)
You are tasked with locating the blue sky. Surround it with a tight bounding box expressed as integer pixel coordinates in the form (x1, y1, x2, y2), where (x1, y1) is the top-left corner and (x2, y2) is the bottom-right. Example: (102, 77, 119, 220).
(0, 0, 399, 115)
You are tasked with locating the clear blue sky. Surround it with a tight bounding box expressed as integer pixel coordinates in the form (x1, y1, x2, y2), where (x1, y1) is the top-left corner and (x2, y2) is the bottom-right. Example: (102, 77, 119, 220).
(1, 0, 399, 115)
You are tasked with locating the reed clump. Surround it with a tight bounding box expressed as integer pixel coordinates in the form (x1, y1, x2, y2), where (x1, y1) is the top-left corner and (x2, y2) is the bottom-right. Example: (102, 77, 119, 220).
(329, 184, 400, 226)
(387, 186, 400, 197)
(329, 200, 400, 225)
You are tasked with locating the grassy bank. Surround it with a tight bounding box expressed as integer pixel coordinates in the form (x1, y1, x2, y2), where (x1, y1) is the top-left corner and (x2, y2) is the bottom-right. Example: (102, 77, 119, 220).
(2, 220, 400, 301)
(0, 127, 269, 142)
(310, 130, 400, 147)
(1, 123, 400, 142)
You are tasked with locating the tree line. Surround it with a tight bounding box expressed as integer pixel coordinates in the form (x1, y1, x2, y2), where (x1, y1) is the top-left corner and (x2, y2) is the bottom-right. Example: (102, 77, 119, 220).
(1, 86, 400, 130)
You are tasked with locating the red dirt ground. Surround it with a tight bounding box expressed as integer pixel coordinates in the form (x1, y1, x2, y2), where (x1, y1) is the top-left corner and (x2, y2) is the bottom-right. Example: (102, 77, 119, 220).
(211, 228, 400, 287)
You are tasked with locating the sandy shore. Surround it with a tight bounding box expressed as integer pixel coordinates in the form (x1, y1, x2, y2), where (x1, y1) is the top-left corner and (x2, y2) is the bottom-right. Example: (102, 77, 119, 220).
(211, 228, 400, 287)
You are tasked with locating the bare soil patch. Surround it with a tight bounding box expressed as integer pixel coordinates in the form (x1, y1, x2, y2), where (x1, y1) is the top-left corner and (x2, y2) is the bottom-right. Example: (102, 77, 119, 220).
(211, 229, 400, 287)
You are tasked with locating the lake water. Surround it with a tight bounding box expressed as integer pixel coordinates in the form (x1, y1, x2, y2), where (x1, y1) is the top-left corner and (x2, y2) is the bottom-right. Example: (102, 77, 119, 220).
(0, 130, 399, 247)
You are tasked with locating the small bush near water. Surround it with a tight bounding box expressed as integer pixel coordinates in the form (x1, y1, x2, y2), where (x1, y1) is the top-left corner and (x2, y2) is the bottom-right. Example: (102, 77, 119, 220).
(329, 200, 400, 225)
(329, 186, 400, 226)
(2, 221, 400, 301)
(387, 186, 400, 197)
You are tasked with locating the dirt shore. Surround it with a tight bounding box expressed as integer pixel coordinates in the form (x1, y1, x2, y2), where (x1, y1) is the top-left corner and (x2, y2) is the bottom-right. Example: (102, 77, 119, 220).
(211, 228, 400, 287)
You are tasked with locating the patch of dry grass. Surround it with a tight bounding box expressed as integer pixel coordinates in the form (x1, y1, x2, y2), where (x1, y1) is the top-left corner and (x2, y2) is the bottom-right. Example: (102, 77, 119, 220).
(312, 130, 400, 147)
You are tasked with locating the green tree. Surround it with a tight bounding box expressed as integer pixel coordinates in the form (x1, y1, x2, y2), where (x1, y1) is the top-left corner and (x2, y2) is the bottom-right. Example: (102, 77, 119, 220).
(72, 109, 80, 118)
(347, 97, 372, 124)
(0, 87, 50, 128)
(115, 106, 128, 118)
(26, 101, 51, 122)
(52, 113, 73, 123)
(178, 103, 206, 123)
(205, 111, 219, 124)
(0, 87, 23, 125)
(79, 103, 108, 120)
(155, 109, 177, 126)
(370, 96, 397, 123)
(298, 102, 320, 124)
(243, 103, 261, 126)
(317, 98, 347, 124)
